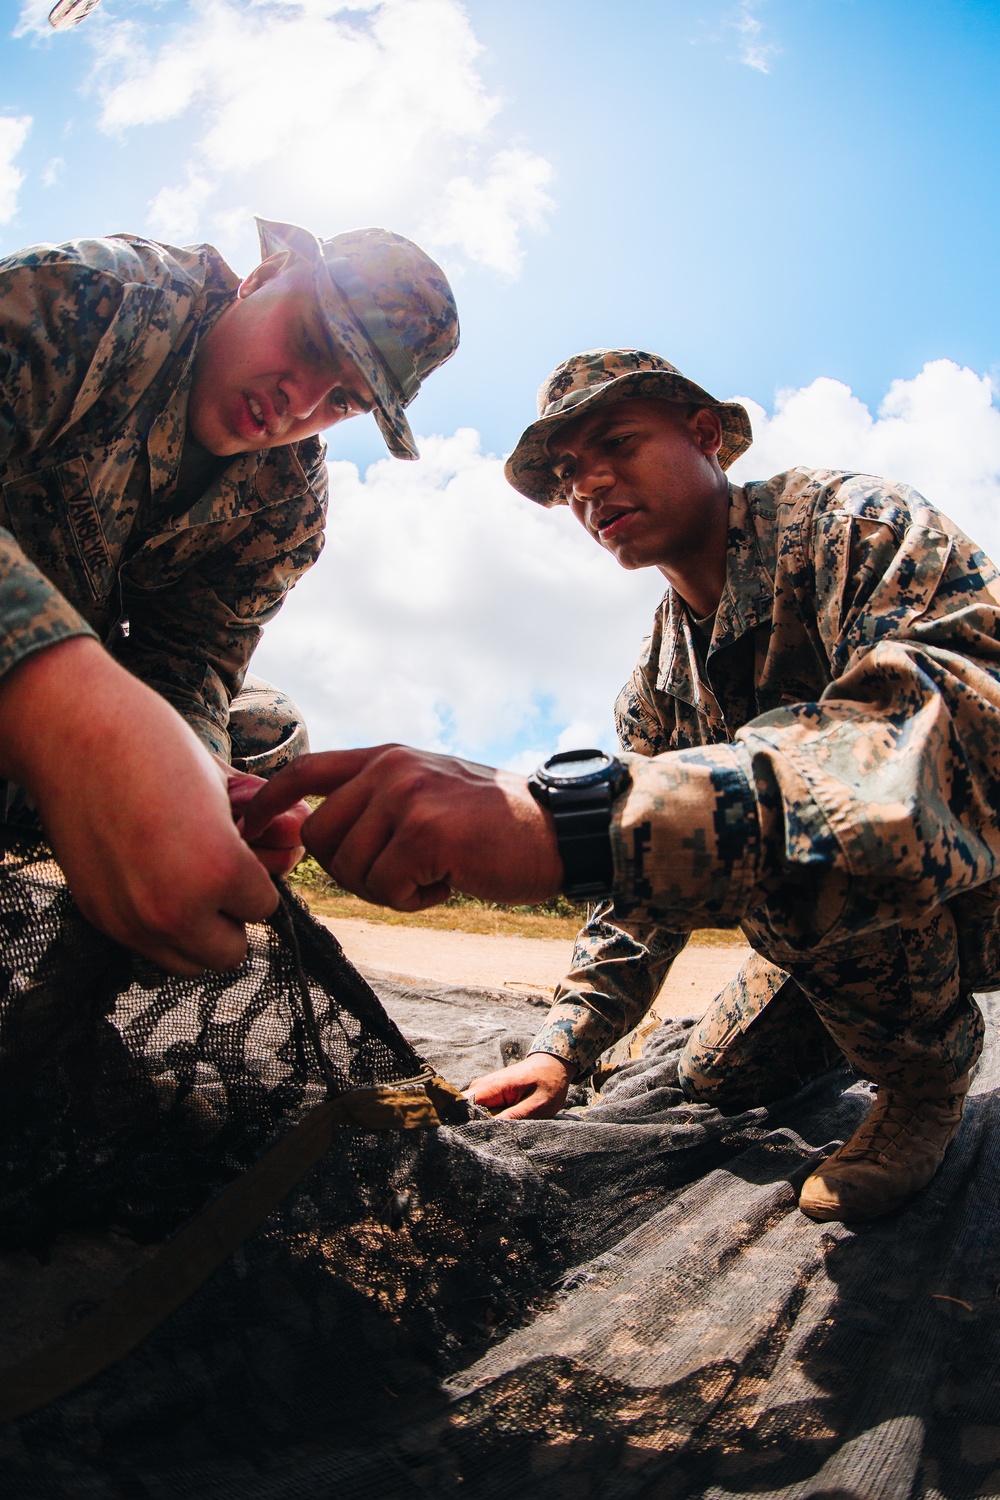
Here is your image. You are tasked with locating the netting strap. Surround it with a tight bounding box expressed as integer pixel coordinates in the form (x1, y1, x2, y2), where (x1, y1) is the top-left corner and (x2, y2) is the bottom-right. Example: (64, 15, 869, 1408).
(0, 1068, 465, 1428)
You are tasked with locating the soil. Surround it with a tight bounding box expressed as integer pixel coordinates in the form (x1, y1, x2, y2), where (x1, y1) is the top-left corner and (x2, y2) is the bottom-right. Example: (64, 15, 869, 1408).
(318, 913, 751, 1021)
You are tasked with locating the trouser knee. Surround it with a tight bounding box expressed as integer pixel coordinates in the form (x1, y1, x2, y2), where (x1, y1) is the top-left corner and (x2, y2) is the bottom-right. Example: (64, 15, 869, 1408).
(229, 675, 310, 778)
(759, 906, 984, 1093)
(676, 1032, 808, 1114)
(677, 960, 844, 1114)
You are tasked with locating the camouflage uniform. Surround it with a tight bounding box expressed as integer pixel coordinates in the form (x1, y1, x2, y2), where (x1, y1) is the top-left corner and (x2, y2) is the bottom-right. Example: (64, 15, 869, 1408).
(529, 468, 1000, 1101)
(0, 233, 327, 762)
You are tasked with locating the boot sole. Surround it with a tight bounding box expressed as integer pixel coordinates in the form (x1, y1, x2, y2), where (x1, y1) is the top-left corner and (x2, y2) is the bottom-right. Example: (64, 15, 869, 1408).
(798, 1191, 912, 1223)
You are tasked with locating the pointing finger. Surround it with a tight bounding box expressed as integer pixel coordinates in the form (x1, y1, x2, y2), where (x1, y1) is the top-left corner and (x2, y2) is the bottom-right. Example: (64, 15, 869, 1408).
(242, 748, 383, 840)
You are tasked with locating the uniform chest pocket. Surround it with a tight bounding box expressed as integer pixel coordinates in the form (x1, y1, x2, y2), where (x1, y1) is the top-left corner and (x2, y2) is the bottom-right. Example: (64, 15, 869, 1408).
(2, 458, 117, 609)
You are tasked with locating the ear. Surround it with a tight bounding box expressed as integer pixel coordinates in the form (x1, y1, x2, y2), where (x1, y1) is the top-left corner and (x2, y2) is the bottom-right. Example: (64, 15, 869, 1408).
(688, 406, 724, 459)
(237, 250, 297, 300)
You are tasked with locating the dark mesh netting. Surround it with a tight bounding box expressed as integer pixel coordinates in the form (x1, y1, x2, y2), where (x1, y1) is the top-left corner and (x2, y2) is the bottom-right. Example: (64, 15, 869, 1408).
(2, 827, 1000, 1499)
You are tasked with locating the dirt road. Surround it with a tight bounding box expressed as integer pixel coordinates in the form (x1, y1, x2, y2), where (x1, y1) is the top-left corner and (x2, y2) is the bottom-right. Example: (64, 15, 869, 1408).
(320, 914, 750, 1020)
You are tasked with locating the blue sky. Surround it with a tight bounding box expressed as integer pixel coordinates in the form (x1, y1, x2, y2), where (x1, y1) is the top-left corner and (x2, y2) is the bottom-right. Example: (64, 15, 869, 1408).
(4, 0, 1000, 764)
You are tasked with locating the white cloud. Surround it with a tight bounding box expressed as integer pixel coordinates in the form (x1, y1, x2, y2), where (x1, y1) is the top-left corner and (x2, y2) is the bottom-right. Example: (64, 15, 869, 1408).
(14, 0, 54, 38)
(0, 116, 32, 228)
(728, 359, 1000, 562)
(90, 0, 553, 274)
(250, 428, 666, 764)
(252, 362, 1000, 766)
(419, 148, 553, 277)
(147, 169, 213, 243)
(41, 156, 65, 188)
(731, 0, 778, 73)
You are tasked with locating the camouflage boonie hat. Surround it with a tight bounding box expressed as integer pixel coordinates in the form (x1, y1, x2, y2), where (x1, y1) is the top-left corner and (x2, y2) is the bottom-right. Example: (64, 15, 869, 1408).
(256, 217, 459, 460)
(504, 348, 753, 505)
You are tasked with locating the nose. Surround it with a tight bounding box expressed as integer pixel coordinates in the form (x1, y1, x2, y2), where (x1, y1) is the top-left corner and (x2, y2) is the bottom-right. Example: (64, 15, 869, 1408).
(281, 369, 334, 423)
(567, 453, 614, 510)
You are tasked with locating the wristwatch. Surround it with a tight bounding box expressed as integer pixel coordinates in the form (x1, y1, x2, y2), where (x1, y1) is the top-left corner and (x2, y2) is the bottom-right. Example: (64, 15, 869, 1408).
(527, 749, 630, 900)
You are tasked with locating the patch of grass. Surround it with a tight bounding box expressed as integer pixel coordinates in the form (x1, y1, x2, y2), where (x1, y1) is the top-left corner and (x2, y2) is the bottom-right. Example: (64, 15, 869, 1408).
(288, 855, 746, 946)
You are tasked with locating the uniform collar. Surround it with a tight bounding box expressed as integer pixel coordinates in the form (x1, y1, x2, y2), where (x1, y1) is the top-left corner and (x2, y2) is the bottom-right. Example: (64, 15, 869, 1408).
(712, 482, 775, 649)
(653, 483, 774, 711)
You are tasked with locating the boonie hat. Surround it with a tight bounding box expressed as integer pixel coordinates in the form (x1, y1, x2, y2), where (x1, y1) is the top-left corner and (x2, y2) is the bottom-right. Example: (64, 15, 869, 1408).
(256, 217, 459, 460)
(505, 348, 753, 505)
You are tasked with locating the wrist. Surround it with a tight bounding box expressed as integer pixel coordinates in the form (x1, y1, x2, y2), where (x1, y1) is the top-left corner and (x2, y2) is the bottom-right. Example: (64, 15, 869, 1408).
(526, 1050, 574, 1076)
(527, 749, 630, 900)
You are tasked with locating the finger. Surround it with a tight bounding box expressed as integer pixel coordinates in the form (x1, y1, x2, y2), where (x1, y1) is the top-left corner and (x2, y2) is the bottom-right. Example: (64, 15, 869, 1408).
(242, 749, 383, 840)
(388, 879, 451, 912)
(317, 795, 404, 898)
(107, 908, 250, 977)
(245, 805, 310, 850)
(466, 1074, 530, 1109)
(351, 817, 453, 910)
(224, 770, 267, 811)
(494, 1089, 558, 1121)
(251, 844, 305, 877)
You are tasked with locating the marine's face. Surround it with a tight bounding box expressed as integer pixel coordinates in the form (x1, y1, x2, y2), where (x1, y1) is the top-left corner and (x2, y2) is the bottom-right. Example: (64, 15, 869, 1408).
(546, 398, 726, 573)
(189, 254, 374, 456)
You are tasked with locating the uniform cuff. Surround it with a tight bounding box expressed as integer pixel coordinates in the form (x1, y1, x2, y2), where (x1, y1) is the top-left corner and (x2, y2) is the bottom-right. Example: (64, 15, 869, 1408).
(530, 999, 621, 1080)
(0, 531, 97, 683)
(611, 744, 761, 926)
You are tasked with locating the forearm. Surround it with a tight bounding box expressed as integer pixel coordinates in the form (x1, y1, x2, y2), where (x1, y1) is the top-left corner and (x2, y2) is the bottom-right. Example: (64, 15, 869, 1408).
(529, 906, 689, 1078)
(0, 633, 278, 972)
(609, 644, 1000, 954)
(610, 744, 762, 927)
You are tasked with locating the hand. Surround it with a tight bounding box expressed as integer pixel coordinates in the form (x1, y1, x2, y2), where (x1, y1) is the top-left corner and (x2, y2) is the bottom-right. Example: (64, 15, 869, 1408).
(0, 637, 280, 974)
(221, 763, 310, 877)
(242, 744, 564, 911)
(466, 1053, 574, 1120)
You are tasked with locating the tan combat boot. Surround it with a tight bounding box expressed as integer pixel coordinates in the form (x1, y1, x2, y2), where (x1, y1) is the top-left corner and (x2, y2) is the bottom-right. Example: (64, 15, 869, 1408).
(798, 1073, 970, 1223)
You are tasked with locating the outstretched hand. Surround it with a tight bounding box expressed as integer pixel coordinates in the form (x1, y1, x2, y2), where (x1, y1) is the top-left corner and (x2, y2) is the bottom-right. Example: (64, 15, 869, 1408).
(242, 743, 564, 911)
(465, 1053, 574, 1120)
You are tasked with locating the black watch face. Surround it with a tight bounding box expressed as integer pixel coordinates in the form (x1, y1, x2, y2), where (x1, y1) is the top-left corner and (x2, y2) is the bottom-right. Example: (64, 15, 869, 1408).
(541, 750, 615, 787)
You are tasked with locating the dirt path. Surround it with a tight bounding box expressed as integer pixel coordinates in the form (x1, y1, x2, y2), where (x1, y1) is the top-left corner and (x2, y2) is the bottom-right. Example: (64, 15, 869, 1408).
(320, 914, 750, 1019)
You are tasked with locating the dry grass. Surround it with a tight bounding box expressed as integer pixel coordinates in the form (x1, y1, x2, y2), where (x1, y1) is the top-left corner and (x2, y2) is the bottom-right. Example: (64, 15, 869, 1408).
(296, 877, 746, 948)
(298, 888, 583, 940)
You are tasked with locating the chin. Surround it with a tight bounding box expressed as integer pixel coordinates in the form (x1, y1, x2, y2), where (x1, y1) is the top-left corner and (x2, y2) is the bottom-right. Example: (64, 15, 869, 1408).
(610, 547, 655, 571)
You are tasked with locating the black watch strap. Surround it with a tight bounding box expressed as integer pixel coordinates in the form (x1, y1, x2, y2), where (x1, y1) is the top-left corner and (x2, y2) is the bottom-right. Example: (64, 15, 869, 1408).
(548, 782, 617, 899)
(528, 752, 629, 901)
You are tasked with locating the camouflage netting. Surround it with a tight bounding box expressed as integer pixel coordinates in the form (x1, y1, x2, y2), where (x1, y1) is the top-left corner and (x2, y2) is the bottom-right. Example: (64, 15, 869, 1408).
(2, 826, 1000, 1499)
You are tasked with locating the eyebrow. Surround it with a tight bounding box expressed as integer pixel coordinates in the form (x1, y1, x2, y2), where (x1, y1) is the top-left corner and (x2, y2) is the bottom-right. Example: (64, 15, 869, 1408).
(549, 414, 631, 463)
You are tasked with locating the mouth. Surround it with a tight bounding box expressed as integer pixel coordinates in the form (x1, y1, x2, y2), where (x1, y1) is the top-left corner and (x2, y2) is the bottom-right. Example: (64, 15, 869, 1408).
(594, 506, 637, 541)
(238, 390, 279, 442)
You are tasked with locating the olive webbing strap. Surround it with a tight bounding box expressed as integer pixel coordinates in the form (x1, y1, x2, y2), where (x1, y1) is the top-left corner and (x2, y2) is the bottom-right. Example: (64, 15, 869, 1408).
(0, 888, 466, 1427)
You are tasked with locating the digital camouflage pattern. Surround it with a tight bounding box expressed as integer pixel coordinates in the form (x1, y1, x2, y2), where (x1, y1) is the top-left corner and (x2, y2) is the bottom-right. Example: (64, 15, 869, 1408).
(504, 347, 754, 506)
(0, 234, 328, 759)
(257, 218, 459, 462)
(228, 674, 310, 777)
(531, 468, 1000, 1094)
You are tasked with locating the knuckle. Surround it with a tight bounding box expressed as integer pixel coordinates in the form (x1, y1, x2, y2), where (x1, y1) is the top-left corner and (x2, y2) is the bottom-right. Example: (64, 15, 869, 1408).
(133, 888, 186, 940)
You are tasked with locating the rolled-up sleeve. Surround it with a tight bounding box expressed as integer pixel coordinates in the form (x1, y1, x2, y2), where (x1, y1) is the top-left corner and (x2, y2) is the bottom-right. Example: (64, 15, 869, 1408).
(0, 528, 97, 681)
(610, 483, 1000, 955)
(529, 905, 688, 1077)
